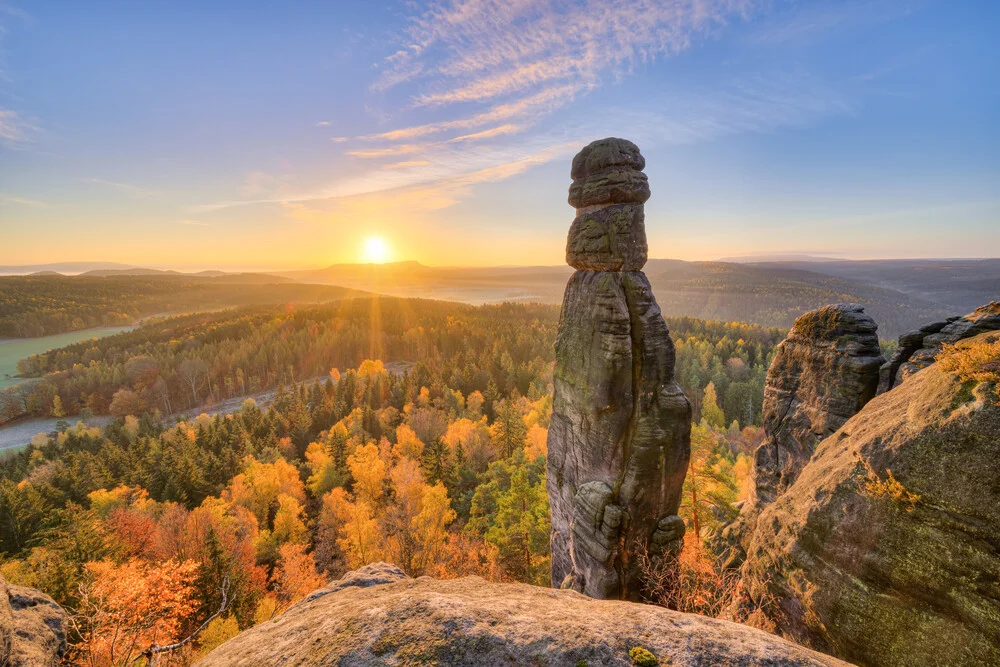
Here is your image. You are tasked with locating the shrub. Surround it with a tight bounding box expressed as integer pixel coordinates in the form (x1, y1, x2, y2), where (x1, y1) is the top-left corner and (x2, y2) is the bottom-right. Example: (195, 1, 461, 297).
(629, 646, 659, 665)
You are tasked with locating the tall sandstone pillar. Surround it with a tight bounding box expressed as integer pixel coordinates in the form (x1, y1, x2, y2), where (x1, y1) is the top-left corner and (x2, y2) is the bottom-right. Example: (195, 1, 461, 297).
(547, 138, 691, 601)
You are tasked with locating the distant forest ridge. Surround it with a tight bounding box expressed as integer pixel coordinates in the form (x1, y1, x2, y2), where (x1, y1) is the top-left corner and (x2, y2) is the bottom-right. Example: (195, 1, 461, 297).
(1, 257, 997, 339)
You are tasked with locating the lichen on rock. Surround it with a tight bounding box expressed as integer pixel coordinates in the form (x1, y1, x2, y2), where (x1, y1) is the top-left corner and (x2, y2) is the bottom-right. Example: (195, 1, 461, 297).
(0, 574, 68, 666)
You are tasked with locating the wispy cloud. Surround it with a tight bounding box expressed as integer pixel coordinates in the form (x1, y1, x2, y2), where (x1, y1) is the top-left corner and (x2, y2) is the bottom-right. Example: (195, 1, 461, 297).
(199, 0, 860, 217)
(0, 193, 45, 206)
(383, 160, 431, 169)
(378, 0, 757, 105)
(316, 121, 331, 127)
(0, 108, 37, 145)
(447, 124, 523, 143)
(347, 144, 428, 158)
(358, 83, 584, 141)
(81, 178, 162, 199)
(330, 136, 349, 143)
(177, 219, 209, 227)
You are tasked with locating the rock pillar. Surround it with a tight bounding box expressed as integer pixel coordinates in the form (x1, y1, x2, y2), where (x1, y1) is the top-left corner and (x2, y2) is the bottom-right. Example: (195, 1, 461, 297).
(546, 138, 691, 601)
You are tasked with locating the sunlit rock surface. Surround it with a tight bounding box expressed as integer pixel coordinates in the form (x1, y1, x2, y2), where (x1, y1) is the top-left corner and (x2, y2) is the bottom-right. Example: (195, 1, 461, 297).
(197, 563, 851, 667)
(0, 574, 67, 666)
(737, 328, 1000, 666)
(878, 301, 1000, 393)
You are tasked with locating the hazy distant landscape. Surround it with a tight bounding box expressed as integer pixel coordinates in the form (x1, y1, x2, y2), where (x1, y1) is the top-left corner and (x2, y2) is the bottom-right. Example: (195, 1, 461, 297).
(3, 257, 996, 341)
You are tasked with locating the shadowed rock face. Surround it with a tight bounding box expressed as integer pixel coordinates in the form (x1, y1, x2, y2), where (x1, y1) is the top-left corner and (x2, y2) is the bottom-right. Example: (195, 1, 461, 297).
(548, 138, 691, 601)
(751, 304, 885, 506)
(0, 575, 67, 666)
(877, 302, 1000, 393)
(197, 563, 851, 667)
(738, 329, 1000, 667)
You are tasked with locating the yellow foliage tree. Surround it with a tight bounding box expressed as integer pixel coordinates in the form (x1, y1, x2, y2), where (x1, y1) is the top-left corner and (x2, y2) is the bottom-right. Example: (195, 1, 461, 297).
(393, 423, 425, 460)
(347, 442, 386, 505)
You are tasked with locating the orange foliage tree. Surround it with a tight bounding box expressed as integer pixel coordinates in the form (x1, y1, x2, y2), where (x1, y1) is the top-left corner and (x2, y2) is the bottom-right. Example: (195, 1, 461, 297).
(73, 558, 199, 666)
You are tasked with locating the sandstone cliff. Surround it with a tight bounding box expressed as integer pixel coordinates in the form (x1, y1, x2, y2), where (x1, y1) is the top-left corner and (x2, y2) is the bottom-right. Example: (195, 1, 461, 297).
(197, 562, 850, 666)
(751, 304, 885, 506)
(737, 328, 1000, 666)
(0, 574, 67, 666)
(713, 304, 884, 569)
(877, 301, 1000, 393)
(547, 138, 691, 600)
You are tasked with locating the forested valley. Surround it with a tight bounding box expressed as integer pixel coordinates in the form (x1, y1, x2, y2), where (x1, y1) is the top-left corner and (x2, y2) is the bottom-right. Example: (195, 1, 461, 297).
(0, 275, 358, 338)
(0, 296, 786, 663)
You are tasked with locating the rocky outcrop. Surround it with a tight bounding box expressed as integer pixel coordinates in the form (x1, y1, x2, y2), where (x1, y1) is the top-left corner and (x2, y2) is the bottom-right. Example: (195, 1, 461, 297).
(713, 305, 885, 570)
(737, 329, 1000, 667)
(547, 138, 691, 601)
(197, 563, 850, 666)
(0, 575, 68, 666)
(877, 302, 1000, 393)
(750, 304, 885, 507)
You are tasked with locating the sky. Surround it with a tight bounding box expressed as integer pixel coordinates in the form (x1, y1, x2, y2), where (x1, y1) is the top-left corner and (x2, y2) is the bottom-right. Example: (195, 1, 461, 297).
(0, 0, 997, 270)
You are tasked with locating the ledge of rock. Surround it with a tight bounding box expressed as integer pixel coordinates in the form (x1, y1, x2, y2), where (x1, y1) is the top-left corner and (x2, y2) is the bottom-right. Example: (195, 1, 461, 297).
(738, 328, 1000, 667)
(198, 563, 850, 666)
(0, 575, 68, 666)
(878, 301, 1000, 393)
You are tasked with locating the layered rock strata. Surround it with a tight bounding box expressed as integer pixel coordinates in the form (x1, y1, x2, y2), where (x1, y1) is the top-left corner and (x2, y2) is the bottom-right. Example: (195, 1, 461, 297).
(197, 563, 851, 667)
(751, 304, 886, 506)
(547, 138, 691, 601)
(877, 302, 1000, 393)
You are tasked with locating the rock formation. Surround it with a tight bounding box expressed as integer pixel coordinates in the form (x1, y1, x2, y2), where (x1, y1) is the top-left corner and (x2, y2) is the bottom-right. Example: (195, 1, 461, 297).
(197, 562, 850, 666)
(713, 304, 885, 570)
(737, 326, 1000, 666)
(0, 574, 68, 666)
(750, 304, 885, 506)
(877, 301, 1000, 393)
(547, 138, 691, 601)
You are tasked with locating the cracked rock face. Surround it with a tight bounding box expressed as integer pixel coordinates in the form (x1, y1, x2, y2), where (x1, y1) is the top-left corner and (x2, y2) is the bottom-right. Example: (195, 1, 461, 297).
(547, 138, 691, 601)
(877, 302, 1000, 394)
(750, 304, 885, 506)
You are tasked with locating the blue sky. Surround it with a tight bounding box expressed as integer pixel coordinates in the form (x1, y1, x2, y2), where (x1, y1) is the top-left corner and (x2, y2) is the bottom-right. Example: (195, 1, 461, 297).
(0, 0, 997, 268)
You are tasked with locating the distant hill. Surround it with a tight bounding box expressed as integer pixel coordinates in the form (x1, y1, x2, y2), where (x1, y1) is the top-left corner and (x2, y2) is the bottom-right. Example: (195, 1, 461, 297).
(746, 259, 1000, 315)
(79, 268, 291, 283)
(3, 258, 994, 339)
(277, 258, 970, 338)
(642, 260, 952, 339)
(0, 262, 135, 275)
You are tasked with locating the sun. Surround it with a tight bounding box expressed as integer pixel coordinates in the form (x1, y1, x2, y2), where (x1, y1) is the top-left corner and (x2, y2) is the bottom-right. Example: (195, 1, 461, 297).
(361, 236, 391, 264)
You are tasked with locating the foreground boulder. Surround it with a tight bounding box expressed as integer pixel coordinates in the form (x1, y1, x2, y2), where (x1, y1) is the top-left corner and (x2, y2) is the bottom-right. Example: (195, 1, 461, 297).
(548, 138, 691, 600)
(198, 563, 849, 666)
(738, 329, 1000, 666)
(0, 575, 67, 666)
